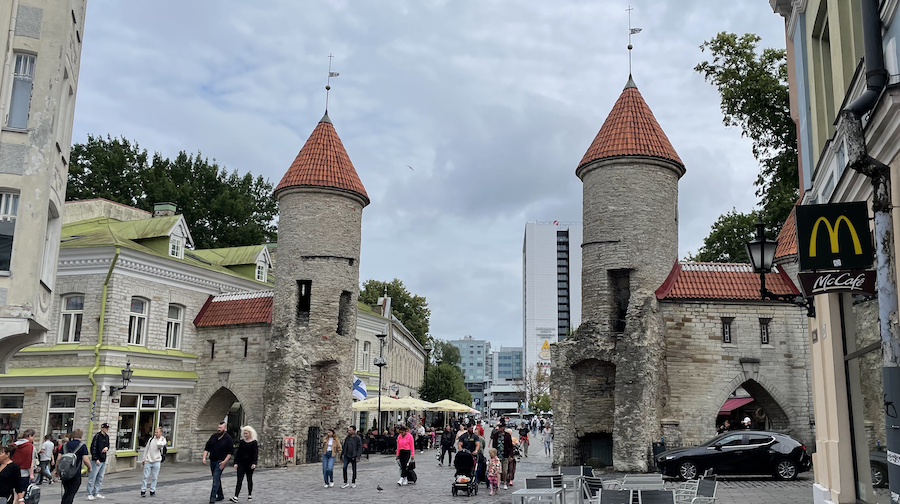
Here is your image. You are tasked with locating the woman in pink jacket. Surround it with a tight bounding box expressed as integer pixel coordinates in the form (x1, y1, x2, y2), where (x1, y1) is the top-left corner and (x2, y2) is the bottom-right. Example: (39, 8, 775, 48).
(395, 425, 415, 486)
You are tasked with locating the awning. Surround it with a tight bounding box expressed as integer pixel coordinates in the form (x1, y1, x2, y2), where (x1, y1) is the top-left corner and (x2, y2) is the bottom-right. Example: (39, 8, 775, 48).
(719, 397, 755, 415)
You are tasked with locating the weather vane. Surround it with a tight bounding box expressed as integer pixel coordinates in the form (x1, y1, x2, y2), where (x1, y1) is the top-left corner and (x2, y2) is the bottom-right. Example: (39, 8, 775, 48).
(326, 53, 340, 110)
(627, 6, 642, 75)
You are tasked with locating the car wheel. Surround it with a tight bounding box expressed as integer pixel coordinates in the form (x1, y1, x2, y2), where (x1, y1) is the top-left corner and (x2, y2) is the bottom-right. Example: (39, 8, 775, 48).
(775, 459, 798, 480)
(872, 463, 888, 488)
(678, 460, 699, 480)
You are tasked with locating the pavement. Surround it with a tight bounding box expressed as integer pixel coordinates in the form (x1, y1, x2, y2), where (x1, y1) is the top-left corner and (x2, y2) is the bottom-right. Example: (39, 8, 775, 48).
(34, 447, 817, 503)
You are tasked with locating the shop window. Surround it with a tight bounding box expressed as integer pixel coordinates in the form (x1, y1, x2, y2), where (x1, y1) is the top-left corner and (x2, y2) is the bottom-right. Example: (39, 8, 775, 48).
(118, 393, 178, 451)
(0, 394, 23, 446)
(759, 318, 771, 345)
(128, 297, 148, 345)
(722, 318, 734, 344)
(0, 192, 19, 272)
(8, 53, 35, 129)
(47, 393, 75, 439)
(59, 295, 84, 343)
(165, 305, 183, 349)
(116, 393, 138, 451)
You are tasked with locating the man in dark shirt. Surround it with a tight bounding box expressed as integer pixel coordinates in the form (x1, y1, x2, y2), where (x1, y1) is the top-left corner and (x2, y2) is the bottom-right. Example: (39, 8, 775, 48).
(490, 424, 513, 490)
(87, 422, 111, 499)
(518, 425, 530, 457)
(201, 422, 233, 504)
(457, 425, 480, 454)
(56, 429, 91, 504)
(341, 426, 362, 488)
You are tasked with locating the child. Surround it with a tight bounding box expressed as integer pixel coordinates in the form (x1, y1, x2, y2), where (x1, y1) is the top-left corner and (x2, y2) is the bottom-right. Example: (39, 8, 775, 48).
(486, 448, 501, 495)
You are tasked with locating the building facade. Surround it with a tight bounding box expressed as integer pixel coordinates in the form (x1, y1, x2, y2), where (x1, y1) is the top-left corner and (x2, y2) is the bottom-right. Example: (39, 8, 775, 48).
(523, 221, 582, 372)
(449, 336, 491, 413)
(0, 0, 86, 370)
(769, 1, 898, 502)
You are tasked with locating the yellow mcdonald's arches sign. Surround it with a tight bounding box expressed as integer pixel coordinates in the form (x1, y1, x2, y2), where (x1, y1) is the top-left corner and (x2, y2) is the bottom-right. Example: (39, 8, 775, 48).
(541, 340, 550, 351)
(796, 203, 873, 271)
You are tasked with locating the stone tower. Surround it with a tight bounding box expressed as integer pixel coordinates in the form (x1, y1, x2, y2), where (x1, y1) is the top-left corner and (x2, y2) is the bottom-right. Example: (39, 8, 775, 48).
(262, 111, 369, 465)
(551, 76, 685, 471)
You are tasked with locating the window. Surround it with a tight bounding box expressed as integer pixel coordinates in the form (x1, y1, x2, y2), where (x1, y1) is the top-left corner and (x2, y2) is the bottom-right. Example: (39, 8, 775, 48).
(0, 394, 23, 446)
(0, 192, 18, 271)
(760, 318, 771, 345)
(168, 236, 184, 259)
(128, 297, 148, 345)
(40, 202, 61, 287)
(47, 394, 75, 439)
(59, 295, 84, 343)
(209, 340, 215, 360)
(716, 434, 744, 448)
(722, 318, 734, 344)
(165, 305, 182, 349)
(362, 342, 370, 372)
(8, 53, 35, 129)
(610, 270, 631, 332)
(297, 280, 311, 321)
(242, 337, 248, 358)
(118, 393, 178, 450)
(255, 262, 267, 282)
(337, 291, 352, 336)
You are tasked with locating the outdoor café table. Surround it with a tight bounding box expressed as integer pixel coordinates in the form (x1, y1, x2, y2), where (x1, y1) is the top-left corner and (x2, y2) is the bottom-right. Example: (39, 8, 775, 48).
(511, 487, 567, 504)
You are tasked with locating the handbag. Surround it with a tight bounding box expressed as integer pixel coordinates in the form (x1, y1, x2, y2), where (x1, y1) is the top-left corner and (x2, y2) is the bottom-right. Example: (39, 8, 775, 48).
(407, 460, 416, 471)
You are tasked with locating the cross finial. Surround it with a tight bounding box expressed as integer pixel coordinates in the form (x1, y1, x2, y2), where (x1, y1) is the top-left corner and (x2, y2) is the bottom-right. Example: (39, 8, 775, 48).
(325, 53, 339, 111)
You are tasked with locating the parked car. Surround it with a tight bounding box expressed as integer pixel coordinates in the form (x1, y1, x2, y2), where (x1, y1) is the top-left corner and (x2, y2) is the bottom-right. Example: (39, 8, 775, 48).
(871, 450, 888, 488)
(655, 430, 812, 480)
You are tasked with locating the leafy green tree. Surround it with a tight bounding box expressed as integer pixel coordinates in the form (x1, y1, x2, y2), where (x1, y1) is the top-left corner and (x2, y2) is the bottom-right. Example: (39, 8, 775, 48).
(431, 339, 461, 367)
(419, 362, 472, 405)
(531, 393, 551, 416)
(359, 279, 430, 346)
(695, 32, 799, 236)
(687, 209, 763, 263)
(67, 135, 278, 248)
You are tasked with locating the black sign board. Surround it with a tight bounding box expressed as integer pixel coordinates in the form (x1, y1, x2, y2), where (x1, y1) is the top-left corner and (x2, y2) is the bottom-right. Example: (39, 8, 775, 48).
(796, 202, 874, 271)
(797, 270, 877, 297)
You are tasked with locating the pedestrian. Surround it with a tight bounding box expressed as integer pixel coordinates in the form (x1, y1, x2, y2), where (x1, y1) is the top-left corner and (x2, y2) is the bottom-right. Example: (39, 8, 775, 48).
(716, 419, 731, 434)
(86, 422, 111, 500)
(139, 427, 166, 498)
(542, 425, 553, 457)
(202, 422, 234, 504)
(490, 424, 513, 490)
(320, 428, 341, 488)
(231, 426, 258, 502)
(438, 425, 455, 467)
(340, 426, 361, 489)
(518, 424, 529, 457)
(457, 425, 480, 454)
(55, 428, 91, 504)
(0, 444, 23, 504)
(11, 429, 34, 496)
(395, 425, 414, 486)
(741, 416, 752, 429)
(37, 435, 53, 485)
(486, 448, 501, 496)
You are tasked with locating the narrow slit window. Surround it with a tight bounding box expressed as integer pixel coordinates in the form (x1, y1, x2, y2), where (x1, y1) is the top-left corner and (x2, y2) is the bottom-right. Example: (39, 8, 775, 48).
(209, 340, 215, 360)
(242, 337, 248, 358)
(760, 318, 771, 345)
(722, 318, 734, 344)
(297, 280, 312, 317)
(337, 290, 352, 336)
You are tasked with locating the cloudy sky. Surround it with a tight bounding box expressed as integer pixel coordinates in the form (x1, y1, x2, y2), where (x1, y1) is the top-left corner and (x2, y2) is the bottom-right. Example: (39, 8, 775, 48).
(73, 0, 788, 349)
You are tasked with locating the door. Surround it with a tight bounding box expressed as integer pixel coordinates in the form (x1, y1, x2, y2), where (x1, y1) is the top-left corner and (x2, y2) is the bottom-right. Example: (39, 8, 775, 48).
(704, 433, 747, 474)
(137, 411, 156, 448)
(744, 434, 776, 475)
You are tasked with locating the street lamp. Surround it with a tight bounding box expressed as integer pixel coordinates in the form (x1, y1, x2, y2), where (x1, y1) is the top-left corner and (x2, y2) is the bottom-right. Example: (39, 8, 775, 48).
(745, 219, 815, 317)
(374, 334, 387, 432)
(109, 360, 134, 395)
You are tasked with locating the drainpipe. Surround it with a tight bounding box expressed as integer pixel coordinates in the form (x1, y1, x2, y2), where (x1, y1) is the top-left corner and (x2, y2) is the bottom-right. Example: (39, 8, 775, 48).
(86, 248, 119, 443)
(838, 0, 900, 498)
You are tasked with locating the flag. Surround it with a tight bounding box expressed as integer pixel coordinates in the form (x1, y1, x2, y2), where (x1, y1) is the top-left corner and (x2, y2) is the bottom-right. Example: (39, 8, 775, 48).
(630, 28, 642, 34)
(329, 72, 340, 77)
(352, 375, 367, 401)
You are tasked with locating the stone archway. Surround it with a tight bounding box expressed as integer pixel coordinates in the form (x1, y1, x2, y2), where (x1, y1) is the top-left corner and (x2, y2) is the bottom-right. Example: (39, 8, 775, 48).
(714, 379, 793, 433)
(195, 387, 242, 458)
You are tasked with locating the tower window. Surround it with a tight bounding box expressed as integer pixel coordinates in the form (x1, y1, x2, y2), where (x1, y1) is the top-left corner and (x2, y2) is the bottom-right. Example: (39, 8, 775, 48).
(337, 290, 352, 336)
(609, 270, 631, 333)
(722, 318, 734, 344)
(297, 280, 312, 322)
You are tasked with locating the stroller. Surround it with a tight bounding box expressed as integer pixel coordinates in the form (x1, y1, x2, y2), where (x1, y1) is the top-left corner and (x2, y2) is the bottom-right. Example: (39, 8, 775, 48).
(452, 449, 479, 497)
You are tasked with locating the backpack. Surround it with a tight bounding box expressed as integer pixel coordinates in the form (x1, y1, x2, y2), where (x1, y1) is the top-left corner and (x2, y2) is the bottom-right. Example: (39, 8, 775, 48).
(56, 441, 84, 481)
(23, 483, 40, 504)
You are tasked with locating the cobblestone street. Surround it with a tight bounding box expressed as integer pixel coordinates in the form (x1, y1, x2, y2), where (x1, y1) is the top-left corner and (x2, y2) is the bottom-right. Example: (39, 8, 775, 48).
(42, 449, 817, 504)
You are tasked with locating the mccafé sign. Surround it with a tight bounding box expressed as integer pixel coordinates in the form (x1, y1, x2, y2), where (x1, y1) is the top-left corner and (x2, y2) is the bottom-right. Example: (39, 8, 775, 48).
(795, 202, 876, 296)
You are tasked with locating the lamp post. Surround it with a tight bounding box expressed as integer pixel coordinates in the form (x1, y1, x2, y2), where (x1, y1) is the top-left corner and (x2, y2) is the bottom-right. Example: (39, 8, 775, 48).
(374, 334, 387, 432)
(745, 219, 815, 317)
(109, 360, 134, 395)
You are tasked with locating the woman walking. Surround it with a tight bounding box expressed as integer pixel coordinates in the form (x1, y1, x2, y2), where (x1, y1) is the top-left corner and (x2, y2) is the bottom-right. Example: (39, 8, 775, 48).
(542, 425, 553, 457)
(395, 425, 415, 486)
(231, 426, 258, 502)
(321, 429, 341, 488)
(0, 444, 22, 504)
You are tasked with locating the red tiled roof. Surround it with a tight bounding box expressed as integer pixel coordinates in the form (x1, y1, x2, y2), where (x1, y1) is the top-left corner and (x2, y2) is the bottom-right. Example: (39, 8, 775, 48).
(655, 261, 800, 301)
(579, 76, 683, 169)
(774, 205, 798, 259)
(274, 112, 369, 204)
(194, 291, 273, 327)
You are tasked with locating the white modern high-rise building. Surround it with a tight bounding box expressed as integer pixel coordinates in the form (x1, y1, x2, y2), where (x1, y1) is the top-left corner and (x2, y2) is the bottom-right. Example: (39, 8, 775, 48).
(522, 221, 582, 372)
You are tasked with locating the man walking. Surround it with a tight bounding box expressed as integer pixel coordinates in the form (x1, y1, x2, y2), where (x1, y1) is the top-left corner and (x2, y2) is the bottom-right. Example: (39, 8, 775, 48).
(37, 434, 53, 485)
(140, 427, 167, 498)
(438, 425, 455, 467)
(202, 422, 233, 504)
(11, 428, 35, 495)
(340, 426, 362, 488)
(490, 424, 513, 490)
(518, 424, 529, 457)
(86, 422, 111, 500)
(55, 429, 91, 504)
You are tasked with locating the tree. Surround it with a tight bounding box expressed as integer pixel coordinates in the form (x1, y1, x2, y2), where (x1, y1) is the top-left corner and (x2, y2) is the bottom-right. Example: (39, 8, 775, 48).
(419, 362, 472, 406)
(686, 209, 761, 263)
(431, 340, 461, 367)
(517, 365, 551, 415)
(359, 279, 431, 346)
(695, 32, 799, 238)
(67, 135, 278, 248)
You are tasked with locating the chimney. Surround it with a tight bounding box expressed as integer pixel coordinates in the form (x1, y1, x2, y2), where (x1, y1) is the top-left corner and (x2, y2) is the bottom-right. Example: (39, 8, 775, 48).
(153, 202, 177, 217)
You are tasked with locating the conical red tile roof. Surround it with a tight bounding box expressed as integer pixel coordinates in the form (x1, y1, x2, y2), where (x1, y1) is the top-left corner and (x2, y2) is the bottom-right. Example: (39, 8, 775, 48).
(578, 76, 683, 169)
(275, 111, 369, 204)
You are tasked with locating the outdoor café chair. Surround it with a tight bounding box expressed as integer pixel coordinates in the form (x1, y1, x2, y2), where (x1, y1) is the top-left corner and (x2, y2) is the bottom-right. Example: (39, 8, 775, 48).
(622, 474, 666, 491)
(526, 478, 556, 489)
(639, 489, 676, 504)
(581, 465, 595, 477)
(598, 489, 633, 504)
(579, 475, 623, 503)
(536, 474, 563, 488)
(690, 479, 717, 504)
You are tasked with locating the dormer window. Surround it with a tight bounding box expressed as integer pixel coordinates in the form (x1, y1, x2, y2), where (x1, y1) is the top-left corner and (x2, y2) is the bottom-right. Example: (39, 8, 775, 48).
(256, 263, 267, 282)
(169, 236, 184, 259)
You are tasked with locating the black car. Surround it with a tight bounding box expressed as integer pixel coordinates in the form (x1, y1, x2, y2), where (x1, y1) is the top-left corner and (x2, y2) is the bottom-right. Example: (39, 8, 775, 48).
(655, 430, 812, 480)
(871, 450, 888, 488)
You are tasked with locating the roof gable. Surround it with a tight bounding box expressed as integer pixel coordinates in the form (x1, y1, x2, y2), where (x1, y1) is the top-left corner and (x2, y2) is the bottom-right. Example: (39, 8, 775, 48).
(656, 261, 799, 301)
(194, 291, 274, 327)
(191, 245, 271, 267)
